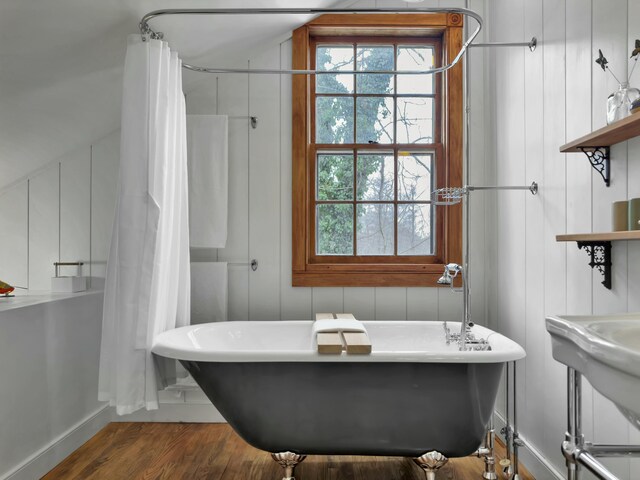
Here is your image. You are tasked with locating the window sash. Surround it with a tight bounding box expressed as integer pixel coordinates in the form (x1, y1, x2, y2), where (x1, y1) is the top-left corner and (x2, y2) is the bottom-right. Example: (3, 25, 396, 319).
(309, 37, 443, 264)
(308, 144, 445, 265)
(311, 37, 442, 146)
(313, 148, 436, 257)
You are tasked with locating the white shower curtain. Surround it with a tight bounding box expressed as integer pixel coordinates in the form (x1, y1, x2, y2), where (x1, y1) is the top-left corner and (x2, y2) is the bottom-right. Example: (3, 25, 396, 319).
(98, 35, 190, 415)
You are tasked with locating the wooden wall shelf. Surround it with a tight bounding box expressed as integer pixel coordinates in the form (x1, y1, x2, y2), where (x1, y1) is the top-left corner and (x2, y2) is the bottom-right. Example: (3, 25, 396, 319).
(559, 114, 640, 187)
(560, 114, 640, 152)
(556, 231, 640, 242)
(556, 230, 640, 289)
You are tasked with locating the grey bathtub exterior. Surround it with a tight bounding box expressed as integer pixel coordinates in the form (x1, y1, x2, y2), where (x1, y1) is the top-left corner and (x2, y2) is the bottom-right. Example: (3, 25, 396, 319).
(181, 360, 503, 458)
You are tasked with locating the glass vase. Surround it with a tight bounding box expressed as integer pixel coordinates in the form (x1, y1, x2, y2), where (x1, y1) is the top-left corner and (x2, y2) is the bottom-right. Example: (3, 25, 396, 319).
(607, 83, 640, 124)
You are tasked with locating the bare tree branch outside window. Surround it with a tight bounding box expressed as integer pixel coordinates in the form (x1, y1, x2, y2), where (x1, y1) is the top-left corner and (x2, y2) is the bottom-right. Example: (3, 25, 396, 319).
(315, 43, 435, 256)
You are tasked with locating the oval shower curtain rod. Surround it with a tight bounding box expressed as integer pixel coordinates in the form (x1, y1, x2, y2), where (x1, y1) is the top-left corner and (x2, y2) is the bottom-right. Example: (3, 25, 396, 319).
(139, 7, 483, 76)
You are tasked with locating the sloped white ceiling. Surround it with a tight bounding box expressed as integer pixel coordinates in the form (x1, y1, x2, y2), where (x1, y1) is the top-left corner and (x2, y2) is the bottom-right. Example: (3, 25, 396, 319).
(0, 0, 348, 189)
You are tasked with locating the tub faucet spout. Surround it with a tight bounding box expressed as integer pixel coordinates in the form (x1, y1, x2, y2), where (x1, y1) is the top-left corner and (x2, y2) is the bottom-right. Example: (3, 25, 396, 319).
(438, 263, 490, 351)
(437, 263, 462, 286)
(438, 263, 469, 349)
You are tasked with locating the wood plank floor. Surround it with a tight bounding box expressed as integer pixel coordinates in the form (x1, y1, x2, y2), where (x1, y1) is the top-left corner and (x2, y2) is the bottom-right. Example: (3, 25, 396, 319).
(43, 423, 535, 480)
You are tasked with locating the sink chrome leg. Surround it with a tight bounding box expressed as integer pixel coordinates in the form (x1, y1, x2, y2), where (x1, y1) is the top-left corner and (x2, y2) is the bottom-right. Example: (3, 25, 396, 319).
(563, 367, 584, 480)
(561, 368, 625, 480)
(271, 451, 307, 480)
(413, 451, 449, 480)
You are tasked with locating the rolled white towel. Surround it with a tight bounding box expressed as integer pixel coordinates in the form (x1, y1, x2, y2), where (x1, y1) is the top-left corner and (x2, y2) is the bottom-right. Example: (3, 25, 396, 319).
(312, 318, 367, 337)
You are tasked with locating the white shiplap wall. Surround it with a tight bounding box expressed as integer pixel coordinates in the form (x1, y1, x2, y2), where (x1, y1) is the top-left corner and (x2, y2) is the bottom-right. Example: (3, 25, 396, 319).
(488, 0, 640, 478)
(184, 0, 494, 328)
(0, 131, 120, 291)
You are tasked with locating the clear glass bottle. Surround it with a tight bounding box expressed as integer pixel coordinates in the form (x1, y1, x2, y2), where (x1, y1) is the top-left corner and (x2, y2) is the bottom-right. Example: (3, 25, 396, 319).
(607, 82, 640, 124)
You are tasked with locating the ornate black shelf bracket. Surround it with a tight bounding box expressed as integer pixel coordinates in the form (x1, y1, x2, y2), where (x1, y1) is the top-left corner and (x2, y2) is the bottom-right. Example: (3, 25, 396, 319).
(578, 147, 610, 187)
(577, 241, 612, 289)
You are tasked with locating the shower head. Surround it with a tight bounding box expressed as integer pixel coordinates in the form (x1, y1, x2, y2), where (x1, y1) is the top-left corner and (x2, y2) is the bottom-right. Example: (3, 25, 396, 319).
(431, 187, 467, 205)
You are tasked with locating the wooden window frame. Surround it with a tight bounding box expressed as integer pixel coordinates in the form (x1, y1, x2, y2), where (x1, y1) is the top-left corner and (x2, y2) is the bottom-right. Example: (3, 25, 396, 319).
(292, 13, 463, 287)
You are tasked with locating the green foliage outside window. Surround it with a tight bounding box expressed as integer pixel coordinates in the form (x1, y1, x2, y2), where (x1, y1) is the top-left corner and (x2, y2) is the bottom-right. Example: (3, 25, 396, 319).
(315, 44, 434, 256)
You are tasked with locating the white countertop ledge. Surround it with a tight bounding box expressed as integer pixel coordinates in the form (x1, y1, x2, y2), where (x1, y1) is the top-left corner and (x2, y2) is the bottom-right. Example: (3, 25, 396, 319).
(0, 289, 103, 313)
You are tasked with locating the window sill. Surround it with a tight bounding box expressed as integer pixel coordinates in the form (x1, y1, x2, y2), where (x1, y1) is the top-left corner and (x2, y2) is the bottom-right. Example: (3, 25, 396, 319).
(292, 270, 448, 287)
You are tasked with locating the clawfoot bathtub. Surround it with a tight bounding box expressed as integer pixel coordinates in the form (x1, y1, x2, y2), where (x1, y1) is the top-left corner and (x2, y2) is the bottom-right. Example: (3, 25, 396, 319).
(152, 321, 525, 479)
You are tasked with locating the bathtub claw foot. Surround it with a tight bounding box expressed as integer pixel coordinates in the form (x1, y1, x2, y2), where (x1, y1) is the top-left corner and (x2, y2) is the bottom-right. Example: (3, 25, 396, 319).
(271, 451, 306, 480)
(413, 451, 448, 480)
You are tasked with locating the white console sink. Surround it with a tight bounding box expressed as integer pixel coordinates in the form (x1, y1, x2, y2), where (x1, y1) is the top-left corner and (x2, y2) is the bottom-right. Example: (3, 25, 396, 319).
(546, 313, 640, 430)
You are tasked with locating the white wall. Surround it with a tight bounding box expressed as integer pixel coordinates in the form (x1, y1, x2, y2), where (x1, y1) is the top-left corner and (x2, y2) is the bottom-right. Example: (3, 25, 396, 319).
(0, 292, 110, 480)
(488, 0, 640, 478)
(0, 183, 28, 288)
(0, 131, 120, 291)
(183, 0, 492, 327)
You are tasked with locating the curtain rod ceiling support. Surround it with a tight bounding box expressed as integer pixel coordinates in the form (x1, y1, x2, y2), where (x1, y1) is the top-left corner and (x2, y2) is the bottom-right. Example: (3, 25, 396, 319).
(139, 7, 483, 76)
(470, 37, 537, 52)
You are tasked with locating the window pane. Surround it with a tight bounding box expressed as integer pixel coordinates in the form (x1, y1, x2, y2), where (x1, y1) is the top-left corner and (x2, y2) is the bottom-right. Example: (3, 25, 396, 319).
(397, 47, 434, 94)
(357, 204, 394, 255)
(317, 154, 354, 201)
(316, 97, 354, 144)
(396, 97, 434, 144)
(356, 97, 394, 144)
(356, 46, 394, 94)
(398, 204, 432, 255)
(317, 204, 354, 255)
(356, 153, 394, 201)
(398, 153, 433, 201)
(316, 46, 354, 94)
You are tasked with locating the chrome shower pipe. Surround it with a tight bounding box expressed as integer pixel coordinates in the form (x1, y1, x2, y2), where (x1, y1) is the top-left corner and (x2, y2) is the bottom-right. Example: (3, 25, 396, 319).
(512, 361, 521, 479)
(463, 0, 471, 353)
(466, 183, 538, 194)
(504, 362, 513, 468)
(139, 7, 483, 76)
(511, 361, 521, 480)
(184, 66, 454, 75)
(501, 362, 523, 479)
(464, 6, 524, 476)
(475, 427, 498, 480)
(470, 37, 537, 52)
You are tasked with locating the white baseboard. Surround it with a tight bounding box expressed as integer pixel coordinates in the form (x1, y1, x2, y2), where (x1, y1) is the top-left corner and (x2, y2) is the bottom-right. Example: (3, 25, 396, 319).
(493, 411, 565, 480)
(1, 404, 112, 480)
(113, 387, 226, 422)
(113, 402, 226, 423)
